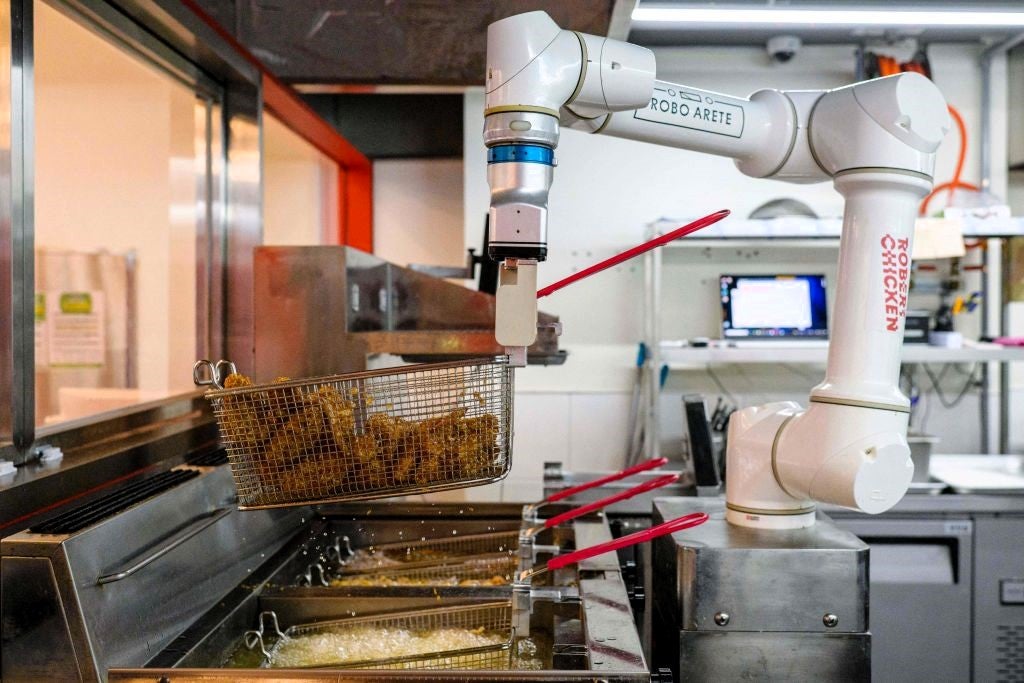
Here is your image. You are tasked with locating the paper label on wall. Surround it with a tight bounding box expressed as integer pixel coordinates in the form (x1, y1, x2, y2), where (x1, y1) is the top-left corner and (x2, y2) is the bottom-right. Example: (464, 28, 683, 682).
(48, 291, 106, 367)
(913, 218, 966, 260)
(34, 293, 49, 367)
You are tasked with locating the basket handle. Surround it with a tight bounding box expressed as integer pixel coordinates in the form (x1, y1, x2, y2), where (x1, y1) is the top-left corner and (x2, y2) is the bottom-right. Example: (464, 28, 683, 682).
(543, 472, 681, 528)
(542, 457, 669, 504)
(243, 610, 286, 657)
(193, 359, 237, 390)
(547, 512, 709, 572)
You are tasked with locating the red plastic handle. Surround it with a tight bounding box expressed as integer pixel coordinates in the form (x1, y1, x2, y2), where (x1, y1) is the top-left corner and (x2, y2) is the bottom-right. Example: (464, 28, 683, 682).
(544, 473, 681, 528)
(543, 457, 669, 504)
(536, 209, 730, 299)
(547, 512, 709, 572)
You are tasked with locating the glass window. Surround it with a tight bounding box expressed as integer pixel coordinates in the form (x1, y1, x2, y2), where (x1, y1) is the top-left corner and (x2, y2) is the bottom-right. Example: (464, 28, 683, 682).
(263, 112, 340, 246)
(33, 1, 215, 426)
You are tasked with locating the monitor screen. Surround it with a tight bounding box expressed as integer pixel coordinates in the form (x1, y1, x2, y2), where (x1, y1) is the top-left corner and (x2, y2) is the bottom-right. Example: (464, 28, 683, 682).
(720, 274, 828, 339)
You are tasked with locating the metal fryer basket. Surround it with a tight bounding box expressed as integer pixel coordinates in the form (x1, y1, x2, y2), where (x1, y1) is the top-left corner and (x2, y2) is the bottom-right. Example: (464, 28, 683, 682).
(194, 357, 514, 509)
(327, 553, 518, 587)
(333, 530, 521, 573)
(244, 602, 514, 670)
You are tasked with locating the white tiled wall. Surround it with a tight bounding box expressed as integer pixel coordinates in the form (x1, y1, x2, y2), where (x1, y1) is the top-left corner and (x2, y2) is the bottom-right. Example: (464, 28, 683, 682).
(512, 394, 571, 480)
(567, 394, 633, 471)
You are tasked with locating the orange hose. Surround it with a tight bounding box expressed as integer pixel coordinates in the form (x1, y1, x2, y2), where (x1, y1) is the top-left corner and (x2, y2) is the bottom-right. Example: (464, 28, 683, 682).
(919, 105, 973, 216)
(946, 105, 967, 203)
(920, 180, 979, 217)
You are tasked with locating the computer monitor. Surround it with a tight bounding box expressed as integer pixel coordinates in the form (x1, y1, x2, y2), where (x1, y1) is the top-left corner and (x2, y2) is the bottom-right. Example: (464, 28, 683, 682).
(720, 274, 828, 340)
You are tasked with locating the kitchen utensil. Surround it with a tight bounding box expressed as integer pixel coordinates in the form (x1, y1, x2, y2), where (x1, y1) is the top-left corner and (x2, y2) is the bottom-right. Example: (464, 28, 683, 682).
(193, 357, 514, 509)
(243, 602, 514, 670)
(536, 209, 729, 299)
(522, 456, 669, 520)
(516, 512, 709, 585)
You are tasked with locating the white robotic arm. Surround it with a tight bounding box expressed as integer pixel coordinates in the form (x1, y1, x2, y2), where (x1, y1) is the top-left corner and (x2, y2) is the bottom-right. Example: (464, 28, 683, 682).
(484, 11, 949, 528)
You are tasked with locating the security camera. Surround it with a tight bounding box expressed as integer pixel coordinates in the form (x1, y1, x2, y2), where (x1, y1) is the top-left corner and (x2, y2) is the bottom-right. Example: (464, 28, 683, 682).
(767, 35, 802, 63)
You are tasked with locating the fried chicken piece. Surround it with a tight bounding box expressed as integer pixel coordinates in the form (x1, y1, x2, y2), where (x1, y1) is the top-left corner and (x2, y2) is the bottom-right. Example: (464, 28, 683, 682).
(381, 408, 501, 486)
(349, 432, 390, 489)
(405, 409, 468, 485)
(267, 376, 304, 424)
(218, 373, 273, 446)
(276, 454, 347, 501)
(365, 413, 417, 486)
(456, 413, 501, 477)
(315, 386, 357, 445)
(264, 394, 324, 466)
(223, 372, 252, 389)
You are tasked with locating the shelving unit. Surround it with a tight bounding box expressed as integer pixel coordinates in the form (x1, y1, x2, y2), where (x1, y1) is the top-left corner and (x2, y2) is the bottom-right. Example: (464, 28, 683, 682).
(660, 341, 1024, 367)
(650, 215, 1024, 242)
(641, 220, 1024, 459)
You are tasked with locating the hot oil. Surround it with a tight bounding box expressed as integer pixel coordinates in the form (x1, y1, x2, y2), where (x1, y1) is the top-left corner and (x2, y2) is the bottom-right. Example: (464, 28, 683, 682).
(222, 625, 553, 671)
(269, 625, 508, 668)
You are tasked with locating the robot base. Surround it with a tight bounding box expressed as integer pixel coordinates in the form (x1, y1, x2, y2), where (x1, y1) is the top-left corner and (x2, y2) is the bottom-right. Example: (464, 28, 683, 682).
(651, 498, 870, 681)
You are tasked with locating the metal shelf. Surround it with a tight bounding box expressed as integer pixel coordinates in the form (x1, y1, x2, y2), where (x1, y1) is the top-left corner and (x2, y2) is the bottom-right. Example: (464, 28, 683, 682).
(649, 216, 1024, 243)
(660, 341, 1024, 367)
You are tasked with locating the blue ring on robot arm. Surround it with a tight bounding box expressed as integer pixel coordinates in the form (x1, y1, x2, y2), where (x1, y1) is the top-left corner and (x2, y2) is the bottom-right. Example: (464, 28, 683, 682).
(487, 144, 555, 166)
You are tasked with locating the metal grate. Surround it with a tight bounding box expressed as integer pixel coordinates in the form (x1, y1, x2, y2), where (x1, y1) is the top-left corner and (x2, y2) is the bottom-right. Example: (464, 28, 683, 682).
(248, 602, 513, 670)
(30, 470, 199, 534)
(187, 449, 229, 467)
(997, 624, 1024, 682)
(202, 358, 514, 509)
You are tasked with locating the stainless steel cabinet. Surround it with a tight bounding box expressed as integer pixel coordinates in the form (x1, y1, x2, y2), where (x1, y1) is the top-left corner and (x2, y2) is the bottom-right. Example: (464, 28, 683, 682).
(973, 518, 1024, 681)
(834, 517, 974, 682)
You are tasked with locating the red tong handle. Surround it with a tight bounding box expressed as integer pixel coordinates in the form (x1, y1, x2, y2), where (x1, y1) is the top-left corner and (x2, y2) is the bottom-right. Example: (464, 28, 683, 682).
(547, 512, 709, 572)
(536, 209, 730, 299)
(544, 472, 681, 528)
(543, 457, 669, 504)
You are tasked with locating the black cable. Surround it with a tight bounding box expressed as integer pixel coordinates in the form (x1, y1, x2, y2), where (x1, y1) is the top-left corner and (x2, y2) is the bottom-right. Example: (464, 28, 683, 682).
(705, 365, 737, 404)
(781, 363, 819, 383)
(900, 366, 918, 428)
(922, 363, 979, 409)
(918, 367, 933, 433)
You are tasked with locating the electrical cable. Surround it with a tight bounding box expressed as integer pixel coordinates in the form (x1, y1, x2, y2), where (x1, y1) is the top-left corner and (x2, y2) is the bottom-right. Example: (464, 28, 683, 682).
(781, 363, 820, 383)
(704, 365, 736, 404)
(922, 363, 979, 409)
(920, 385, 932, 433)
(900, 366, 918, 425)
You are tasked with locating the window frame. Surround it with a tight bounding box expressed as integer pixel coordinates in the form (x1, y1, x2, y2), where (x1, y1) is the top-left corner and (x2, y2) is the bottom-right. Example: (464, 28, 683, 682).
(0, 0, 234, 460)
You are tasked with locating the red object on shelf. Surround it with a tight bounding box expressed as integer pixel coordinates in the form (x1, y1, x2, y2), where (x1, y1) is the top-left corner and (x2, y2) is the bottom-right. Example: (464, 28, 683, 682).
(543, 473, 681, 528)
(537, 209, 730, 299)
(994, 337, 1024, 347)
(543, 457, 669, 504)
(546, 512, 709, 571)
